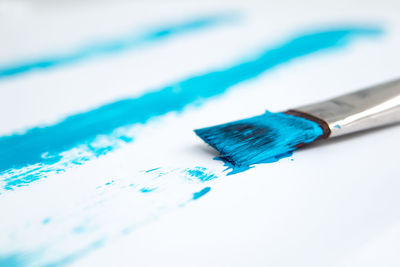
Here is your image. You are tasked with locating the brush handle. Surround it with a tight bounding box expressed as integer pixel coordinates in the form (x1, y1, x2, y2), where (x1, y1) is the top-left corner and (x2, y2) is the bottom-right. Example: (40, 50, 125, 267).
(293, 79, 400, 138)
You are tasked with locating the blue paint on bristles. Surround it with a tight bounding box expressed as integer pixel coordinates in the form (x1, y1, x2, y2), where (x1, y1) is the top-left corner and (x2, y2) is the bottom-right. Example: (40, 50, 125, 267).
(195, 111, 324, 174)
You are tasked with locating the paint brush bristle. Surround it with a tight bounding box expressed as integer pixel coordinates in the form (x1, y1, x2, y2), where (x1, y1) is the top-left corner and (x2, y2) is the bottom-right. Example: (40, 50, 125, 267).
(194, 111, 324, 174)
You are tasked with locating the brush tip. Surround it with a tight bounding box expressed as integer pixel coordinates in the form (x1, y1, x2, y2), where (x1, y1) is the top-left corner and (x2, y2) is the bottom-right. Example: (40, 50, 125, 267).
(194, 111, 324, 173)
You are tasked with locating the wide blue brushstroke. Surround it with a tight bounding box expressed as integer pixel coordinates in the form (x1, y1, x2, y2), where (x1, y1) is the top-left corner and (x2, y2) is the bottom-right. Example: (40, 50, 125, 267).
(0, 14, 236, 79)
(195, 111, 323, 174)
(0, 26, 382, 191)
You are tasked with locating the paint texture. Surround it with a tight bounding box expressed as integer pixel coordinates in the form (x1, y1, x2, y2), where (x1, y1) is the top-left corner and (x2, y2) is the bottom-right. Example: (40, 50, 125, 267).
(192, 187, 211, 200)
(0, 26, 381, 192)
(0, 14, 235, 80)
(195, 111, 323, 174)
(0, 167, 217, 266)
(185, 167, 217, 182)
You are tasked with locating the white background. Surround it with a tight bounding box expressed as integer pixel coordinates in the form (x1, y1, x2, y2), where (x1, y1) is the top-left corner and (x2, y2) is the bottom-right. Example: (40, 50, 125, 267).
(0, 0, 400, 266)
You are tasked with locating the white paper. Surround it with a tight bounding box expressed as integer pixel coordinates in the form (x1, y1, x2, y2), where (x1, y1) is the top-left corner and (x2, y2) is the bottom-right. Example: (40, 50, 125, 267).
(0, 0, 399, 266)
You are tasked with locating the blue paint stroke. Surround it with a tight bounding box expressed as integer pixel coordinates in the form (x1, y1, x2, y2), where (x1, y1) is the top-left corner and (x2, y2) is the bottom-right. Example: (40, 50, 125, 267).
(145, 167, 160, 173)
(185, 167, 218, 182)
(195, 111, 323, 174)
(0, 26, 382, 191)
(140, 187, 157, 193)
(0, 13, 237, 80)
(0, 166, 217, 266)
(42, 218, 51, 225)
(105, 180, 115, 186)
(192, 187, 211, 200)
(0, 254, 26, 267)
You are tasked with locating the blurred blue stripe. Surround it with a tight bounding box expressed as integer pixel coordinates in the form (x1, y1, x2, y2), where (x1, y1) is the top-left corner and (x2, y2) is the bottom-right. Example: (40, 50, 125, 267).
(0, 13, 237, 79)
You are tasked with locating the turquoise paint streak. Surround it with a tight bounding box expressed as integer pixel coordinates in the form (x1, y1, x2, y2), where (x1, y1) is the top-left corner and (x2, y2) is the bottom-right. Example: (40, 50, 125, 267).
(0, 254, 25, 267)
(140, 187, 157, 193)
(185, 167, 217, 182)
(192, 187, 211, 200)
(0, 26, 382, 191)
(0, 14, 236, 80)
(42, 218, 51, 224)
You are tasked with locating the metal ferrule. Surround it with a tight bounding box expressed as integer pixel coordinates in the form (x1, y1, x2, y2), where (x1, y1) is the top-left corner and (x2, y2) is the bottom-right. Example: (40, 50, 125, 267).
(292, 79, 400, 138)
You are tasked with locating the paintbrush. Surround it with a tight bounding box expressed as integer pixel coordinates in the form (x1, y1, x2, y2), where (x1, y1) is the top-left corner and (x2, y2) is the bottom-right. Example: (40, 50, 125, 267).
(195, 79, 400, 174)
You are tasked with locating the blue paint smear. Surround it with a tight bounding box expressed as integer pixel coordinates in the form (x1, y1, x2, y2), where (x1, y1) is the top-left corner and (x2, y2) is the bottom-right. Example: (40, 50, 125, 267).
(0, 26, 382, 191)
(0, 254, 26, 267)
(105, 180, 115, 186)
(140, 187, 157, 193)
(0, 14, 237, 80)
(145, 167, 161, 173)
(195, 111, 323, 174)
(185, 167, 218, 182)
(192, 187, 211, 200)
(42, 217, 51, 224)
(73, 226, 86, 234)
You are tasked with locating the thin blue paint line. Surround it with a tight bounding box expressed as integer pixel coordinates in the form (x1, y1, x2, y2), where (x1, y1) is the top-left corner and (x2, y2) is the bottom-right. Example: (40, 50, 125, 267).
(192, 187, 211, 200)
(145, 167, 161, 173)
(0, 13, 238, 80)
(0, 26, 382, 191)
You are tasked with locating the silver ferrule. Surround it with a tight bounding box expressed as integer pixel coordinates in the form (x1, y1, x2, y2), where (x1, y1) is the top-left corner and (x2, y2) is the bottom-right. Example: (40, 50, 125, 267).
(293, 79, 400, 138)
